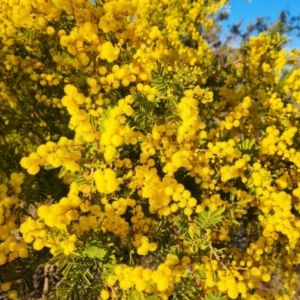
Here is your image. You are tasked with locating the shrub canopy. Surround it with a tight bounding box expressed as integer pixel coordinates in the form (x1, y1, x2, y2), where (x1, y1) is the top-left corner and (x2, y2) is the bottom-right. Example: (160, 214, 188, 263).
(1, 0, 300, 299)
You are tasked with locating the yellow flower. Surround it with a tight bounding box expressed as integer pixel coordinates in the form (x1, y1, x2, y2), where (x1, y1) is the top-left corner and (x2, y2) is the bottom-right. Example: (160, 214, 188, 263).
(135, 278, 147, 291)
(37, 205, 49, 219)
(217, 280, 227, 292)
(64, 84, 78, 96)
(227, 288, 238, 299)
(46, 26, 55, 35)
(27, 165, 40, 175)
(94, 168, 120, 194)
(104, 145, 117, 162)
(33, 239, 45, 251)
(187, 197, 197, 207)
(184, 207, 193, 216)
(148, 242, 157, 252)
(119, 278, 134, 290)
(261, 273, 271, 282)
(111, 135, 124, 147)
(142, 269, 152, 282)
(99, 42, 120, 63)
(157, 277, 169, 291)
(107, 275, 117, 285)
(100, 290, 110, 300)
(7, 290, 18, 300)
(1, 282, 11, 292)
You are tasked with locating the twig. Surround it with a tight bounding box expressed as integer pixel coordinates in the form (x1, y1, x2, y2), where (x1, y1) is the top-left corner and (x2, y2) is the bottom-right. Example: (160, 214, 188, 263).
(208, 243, 228, 270)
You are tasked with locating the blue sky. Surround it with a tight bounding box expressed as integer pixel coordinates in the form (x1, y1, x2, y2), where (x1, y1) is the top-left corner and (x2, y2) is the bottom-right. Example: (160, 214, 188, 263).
(221, 0, 300, 48)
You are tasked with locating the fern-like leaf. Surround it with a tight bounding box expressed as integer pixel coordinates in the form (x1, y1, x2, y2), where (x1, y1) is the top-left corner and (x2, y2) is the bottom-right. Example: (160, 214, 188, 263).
(195, 206, 225, 230)
(151, 61, 168, 95)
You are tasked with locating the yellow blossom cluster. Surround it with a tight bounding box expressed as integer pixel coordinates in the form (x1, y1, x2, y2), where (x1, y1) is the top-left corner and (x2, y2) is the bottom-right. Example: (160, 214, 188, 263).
(20, 215, 78, 256)
(20, 138, 82, 174)
(133, 235, 157, 255)
(94, 168, 120, 194)
(105, 254, 188, 299)
(193, 252, 273, 300)
(0, 174, 28, 265)
(19, 181, 133, 255)
(244, 33, 287, 85)
(284, 69, 300, 103)
(177, 90, 200, 143)
(130, 204, 153, 234)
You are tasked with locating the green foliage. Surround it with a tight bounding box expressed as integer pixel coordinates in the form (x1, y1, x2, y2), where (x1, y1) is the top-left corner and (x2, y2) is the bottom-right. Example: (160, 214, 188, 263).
(195, 206, 225, 230)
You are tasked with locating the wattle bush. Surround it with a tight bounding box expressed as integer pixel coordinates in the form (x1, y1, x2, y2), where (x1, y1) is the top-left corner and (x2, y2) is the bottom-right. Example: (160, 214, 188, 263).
(1, 0, 300, 299)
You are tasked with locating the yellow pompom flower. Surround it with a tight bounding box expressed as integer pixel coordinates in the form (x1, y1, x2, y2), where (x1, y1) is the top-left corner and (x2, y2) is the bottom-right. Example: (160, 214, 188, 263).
(148, 242, 157, 252)
(37, 205, 49, 219)
(94, 168, 120, 194)
(123, 104, 134, 116)
(46, 26, 55, 35)
(114, 264, 123, 275)
(156, 277, 169, 292)
(104, 145, 117, 162)
(7, 290, 17, 299)
(111, 135, 124, 147)
(137, 245, 148, 255)
(27, 165, 40, 175)
(106, 275, 117, 286)
(184, 207, 193, 216)
(33, 239, 45, 251)
(187, 197, 197, 207)
(99, 42, 120, 63)
(217, 280, 227, 292)
(261, 273, 271, 282)
(1, 282, 11, 292)
(100, 289, 110, 300)
(64, 84, 78, 96)
(142, 268, 152, 282)
(227, 288, 238, 299)
(61, 239, 76, 256)
(170, 203, 178, 212)
(119, 277, 134, 290)
(18, 247, 29, 258)
(237, 282, 247, 297)
(135, 278, 147, 291)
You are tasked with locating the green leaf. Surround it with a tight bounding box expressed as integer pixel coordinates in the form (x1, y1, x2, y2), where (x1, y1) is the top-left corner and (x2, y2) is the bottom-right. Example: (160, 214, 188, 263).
(170, 6, 178, 17)
(195, 206, 225, 229)
(151, 61, 168, 95)
(128, 291, 145, 300)
(248, 138, 256, 149)
(83, 245, 107, 260)
(205, 294, 218, 300)
(178, 20, 189, 33)
(232, 220, 240, 226)
(238, 138, 256, 152)
(235, 199, 251, 206)
(209, 206, 226, 218)
(58, 167, 68, 178)
(195, 269, 206, 279)
(229, 193, 235, 202)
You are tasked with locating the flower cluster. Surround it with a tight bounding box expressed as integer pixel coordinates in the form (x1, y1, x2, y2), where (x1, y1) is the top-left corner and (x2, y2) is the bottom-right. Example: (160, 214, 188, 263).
(0, 174, 28, 265)
(20, 138, 82, 174)
(94, 168, 120, 194)
(104, 254, 188, 299)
